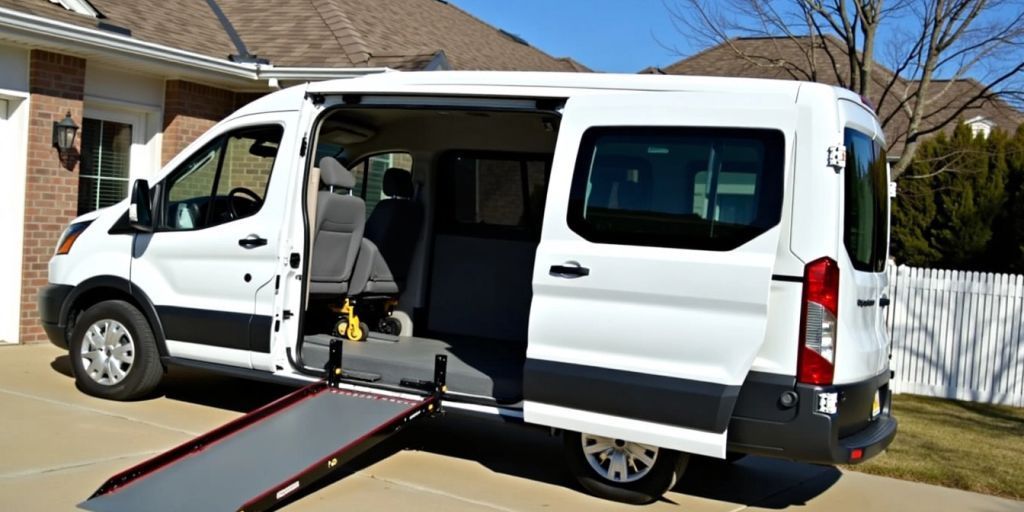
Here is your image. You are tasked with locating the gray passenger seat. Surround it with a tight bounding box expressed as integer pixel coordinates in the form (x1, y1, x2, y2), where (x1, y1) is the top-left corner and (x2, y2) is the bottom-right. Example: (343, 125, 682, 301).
(309, 157, 365, 296)
(364, 168, 422, 287)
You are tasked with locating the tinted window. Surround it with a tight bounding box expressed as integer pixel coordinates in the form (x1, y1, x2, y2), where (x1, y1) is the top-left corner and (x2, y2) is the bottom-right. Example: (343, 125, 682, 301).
(843, 128, 889, 272)
(567, 127, 785, 251)
(162, 125, 282, 230)
(437, 152, 550, 238)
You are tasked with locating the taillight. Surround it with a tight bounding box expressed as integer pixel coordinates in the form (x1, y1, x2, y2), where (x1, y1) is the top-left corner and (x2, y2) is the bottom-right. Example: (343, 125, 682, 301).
(798, 257, 839, 385)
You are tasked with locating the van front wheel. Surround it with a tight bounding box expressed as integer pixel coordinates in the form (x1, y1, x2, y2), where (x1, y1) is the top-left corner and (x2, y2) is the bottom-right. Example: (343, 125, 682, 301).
(69, 300, 163, 400)
(563, 431, 688, 504)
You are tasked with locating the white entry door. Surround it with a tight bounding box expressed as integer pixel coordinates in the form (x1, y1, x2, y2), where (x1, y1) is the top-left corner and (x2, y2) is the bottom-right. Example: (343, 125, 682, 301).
(130, 112, 297, 369)
(525, 92, 795, 458)
(77, 106, 150, 215)
(0, 98, 17, 343)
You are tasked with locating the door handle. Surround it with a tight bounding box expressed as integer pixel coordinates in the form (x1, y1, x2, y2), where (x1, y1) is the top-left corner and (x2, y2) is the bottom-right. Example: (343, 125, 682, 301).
(238, 234, 267, 248)
(879, 296, 891, 308)
(549, 262, 590, 278)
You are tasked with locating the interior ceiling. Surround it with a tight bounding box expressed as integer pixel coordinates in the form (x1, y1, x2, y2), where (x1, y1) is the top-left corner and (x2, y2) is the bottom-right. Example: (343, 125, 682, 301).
(319, 108, 560, 160)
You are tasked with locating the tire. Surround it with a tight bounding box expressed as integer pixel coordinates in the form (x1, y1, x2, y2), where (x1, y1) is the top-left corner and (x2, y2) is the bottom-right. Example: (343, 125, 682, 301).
(563, 431, 688, 504)
(378, 317, 401, 336)
(68, 300, 163, 401)
(390, 310, 413, 336)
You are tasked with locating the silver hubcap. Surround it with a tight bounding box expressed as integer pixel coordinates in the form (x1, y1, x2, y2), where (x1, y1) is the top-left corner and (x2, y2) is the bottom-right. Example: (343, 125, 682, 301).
(581, 434, 658, 483)
(80, 319, 135, 385)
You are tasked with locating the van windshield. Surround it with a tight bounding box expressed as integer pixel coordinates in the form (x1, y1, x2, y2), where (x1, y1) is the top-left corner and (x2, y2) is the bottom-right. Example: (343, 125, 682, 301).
(843, 128, 889, 273)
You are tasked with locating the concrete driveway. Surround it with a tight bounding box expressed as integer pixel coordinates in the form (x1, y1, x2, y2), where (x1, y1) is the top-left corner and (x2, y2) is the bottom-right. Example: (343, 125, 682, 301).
(1, 344, 1020, 512)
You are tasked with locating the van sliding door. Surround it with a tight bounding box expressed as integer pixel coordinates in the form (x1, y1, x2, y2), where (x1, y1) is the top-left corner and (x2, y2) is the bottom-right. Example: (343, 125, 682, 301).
(525, 92, 795, 458)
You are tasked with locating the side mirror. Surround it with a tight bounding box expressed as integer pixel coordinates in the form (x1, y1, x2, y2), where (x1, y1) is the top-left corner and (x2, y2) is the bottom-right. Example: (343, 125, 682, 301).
(128, 179, 154, 232)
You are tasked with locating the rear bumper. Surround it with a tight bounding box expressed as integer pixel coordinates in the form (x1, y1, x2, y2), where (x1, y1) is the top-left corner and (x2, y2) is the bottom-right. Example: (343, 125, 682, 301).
(727, 370, 897, 465)
(37, 283, 73, 349)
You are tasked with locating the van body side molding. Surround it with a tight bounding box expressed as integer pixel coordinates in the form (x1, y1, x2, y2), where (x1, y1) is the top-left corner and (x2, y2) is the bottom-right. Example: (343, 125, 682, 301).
(156, 306, 272, 353)
(523, 359, 740, 433)
(771, 274, 803, 283)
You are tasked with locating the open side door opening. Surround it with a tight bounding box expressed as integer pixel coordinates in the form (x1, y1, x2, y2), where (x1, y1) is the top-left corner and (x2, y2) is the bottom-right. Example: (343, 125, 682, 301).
(524, 92, 794, 458)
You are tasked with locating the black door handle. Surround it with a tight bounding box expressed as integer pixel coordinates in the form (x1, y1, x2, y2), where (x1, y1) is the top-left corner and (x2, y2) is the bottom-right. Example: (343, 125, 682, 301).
(550, 263, 590, 278)
(238, 235, 267, 248)
(879, 296, 891, 307)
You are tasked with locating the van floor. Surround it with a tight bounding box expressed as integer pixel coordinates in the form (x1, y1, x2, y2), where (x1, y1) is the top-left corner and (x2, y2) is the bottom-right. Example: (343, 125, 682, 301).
(300, 333, 524, 404)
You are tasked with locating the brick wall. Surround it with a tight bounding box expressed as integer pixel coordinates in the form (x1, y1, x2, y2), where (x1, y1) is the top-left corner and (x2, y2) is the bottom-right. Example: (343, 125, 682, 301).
(161, 80, 237, 165)
(20, 50, 85, 343)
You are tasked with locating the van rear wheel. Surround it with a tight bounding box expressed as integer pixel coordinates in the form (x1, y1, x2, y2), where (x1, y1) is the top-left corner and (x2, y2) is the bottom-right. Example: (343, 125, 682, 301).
(69, 300, 163, 401)
(563, 431, 687, 504)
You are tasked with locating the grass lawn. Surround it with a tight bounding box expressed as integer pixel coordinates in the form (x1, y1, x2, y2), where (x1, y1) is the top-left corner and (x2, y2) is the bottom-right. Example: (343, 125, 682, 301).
(843, 394, 1024, 500)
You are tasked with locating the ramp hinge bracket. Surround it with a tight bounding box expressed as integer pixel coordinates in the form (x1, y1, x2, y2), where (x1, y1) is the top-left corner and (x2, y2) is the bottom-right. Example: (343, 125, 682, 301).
(326, 337, 344, 386)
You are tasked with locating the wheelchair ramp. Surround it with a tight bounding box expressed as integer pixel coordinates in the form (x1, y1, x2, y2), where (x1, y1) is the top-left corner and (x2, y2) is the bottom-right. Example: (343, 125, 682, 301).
(80, 351, 446, 512)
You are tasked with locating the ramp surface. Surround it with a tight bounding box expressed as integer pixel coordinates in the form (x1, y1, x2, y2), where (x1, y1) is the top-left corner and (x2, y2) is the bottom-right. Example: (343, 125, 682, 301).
(81, 386, 426, 512)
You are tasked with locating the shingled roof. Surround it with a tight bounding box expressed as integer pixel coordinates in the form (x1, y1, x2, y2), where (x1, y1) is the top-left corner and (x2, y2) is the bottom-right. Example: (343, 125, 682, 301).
(0, 0, 586, 72)
(651, 36, 1023, 156)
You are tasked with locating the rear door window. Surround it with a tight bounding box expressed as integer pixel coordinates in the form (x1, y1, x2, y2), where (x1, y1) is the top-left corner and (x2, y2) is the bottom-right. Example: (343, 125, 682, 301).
(843, 128, 889, 272)
(567, 127, 785, 251)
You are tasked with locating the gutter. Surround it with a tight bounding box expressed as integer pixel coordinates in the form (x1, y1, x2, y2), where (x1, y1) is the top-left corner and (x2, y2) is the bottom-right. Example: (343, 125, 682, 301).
(0, 7, 389, 86)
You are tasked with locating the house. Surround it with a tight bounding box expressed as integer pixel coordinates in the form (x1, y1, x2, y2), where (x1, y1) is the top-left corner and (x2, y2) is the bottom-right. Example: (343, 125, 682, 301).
(642, 36, 1024, 158)
(0, 0, 586, 345)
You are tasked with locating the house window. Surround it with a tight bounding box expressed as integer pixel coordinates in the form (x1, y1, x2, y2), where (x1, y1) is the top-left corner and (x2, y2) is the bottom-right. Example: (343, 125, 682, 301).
(77, 118, 132, 215)
(967, 117, 994, 139)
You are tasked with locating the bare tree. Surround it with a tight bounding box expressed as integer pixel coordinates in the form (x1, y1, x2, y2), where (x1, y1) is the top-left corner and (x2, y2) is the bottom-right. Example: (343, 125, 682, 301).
(665, 0, 1024, 177)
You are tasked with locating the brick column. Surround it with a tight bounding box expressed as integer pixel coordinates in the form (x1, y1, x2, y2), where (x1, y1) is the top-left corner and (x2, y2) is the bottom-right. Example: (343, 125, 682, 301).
(20, 50, 85, 343)
(161, 80, 237, 165)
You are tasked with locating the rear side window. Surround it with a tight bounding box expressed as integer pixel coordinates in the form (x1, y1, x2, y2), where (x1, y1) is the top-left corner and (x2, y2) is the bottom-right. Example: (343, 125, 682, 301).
(843, 128, 889, 272)
(567, 127, 785, 251)
(436, 152, 550, 238)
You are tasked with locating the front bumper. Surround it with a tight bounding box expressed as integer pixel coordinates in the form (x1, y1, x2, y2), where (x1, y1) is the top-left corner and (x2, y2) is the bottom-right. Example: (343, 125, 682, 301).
(727, 370, 897, 465)
(37, 284, 74, 349)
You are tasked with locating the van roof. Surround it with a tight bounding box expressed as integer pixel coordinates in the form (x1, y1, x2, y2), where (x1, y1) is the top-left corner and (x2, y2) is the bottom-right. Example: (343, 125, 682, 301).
(304, 70, 862, 102)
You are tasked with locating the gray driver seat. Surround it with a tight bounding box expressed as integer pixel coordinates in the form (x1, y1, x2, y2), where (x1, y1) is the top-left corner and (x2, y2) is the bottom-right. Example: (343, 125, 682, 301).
(309, 157, 365, 296)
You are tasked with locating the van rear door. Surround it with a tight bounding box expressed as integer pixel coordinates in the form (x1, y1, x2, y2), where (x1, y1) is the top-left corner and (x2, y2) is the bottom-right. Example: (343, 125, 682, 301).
(525, 92, 794, 458)
(835, 101, 892, 383)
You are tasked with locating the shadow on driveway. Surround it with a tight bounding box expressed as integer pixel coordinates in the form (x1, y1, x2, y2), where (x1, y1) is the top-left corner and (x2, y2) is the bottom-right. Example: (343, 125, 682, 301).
(50, 355, 840, 508)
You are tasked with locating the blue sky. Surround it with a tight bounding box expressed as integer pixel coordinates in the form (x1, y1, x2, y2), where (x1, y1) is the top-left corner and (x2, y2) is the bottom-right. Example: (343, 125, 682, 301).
(450, 1, 1024, 80)
(450, 0, 696, 73)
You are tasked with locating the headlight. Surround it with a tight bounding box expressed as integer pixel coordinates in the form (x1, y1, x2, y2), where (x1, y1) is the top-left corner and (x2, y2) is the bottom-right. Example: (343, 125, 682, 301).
(55, 221, 92, 255)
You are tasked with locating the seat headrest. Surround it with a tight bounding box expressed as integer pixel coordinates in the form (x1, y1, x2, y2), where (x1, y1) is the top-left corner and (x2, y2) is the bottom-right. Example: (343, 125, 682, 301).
(382, 168, 413, 198)
(319, 157, 355, 189)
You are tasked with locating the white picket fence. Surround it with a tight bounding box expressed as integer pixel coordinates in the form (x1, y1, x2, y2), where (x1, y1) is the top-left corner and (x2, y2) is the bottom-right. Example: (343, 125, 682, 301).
(886, 265, 1024, 406)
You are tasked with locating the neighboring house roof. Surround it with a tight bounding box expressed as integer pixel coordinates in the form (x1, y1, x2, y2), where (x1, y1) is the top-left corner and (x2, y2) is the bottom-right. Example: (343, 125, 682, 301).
(654, 36, 1023, 155)
(0, 0, 584, 72)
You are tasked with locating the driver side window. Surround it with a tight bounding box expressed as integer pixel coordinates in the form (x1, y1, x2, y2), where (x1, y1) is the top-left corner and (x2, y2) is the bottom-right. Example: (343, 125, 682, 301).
(163, 125, 283, 231)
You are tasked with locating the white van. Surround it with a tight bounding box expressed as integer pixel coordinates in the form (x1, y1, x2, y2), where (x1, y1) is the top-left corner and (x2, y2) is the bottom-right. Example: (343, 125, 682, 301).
(39, 71, 896, 504)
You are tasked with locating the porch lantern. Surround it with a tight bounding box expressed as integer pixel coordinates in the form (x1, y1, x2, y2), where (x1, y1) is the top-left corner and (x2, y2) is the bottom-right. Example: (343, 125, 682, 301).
(52, 112, 79, 157)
